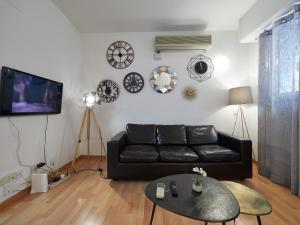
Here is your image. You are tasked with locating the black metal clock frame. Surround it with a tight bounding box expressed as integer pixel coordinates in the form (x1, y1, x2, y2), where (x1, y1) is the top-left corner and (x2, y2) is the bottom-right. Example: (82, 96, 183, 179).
(123, 72, 144, 93)
(187, 54, 214, 83)
(97, 79, 120, 103)
(106, 41, 134, 69)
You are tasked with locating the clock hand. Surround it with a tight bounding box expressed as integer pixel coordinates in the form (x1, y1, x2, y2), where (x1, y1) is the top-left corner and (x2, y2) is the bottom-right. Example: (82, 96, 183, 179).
(117, 48, 123, 58)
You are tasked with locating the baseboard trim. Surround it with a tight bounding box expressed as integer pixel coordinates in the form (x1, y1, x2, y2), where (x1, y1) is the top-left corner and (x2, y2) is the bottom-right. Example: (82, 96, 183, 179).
(0, 185, 31, 211)
(0, 155, 103, 210)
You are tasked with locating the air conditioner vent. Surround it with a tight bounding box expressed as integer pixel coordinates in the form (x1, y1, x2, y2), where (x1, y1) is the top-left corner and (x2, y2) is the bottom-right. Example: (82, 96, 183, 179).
(155, 35, 212, 52)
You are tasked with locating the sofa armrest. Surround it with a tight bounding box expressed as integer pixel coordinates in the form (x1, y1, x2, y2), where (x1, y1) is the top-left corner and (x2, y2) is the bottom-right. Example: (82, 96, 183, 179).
(217, 131, 252, 163)
(107, 131, 127, 178)
(107, 131, 127, 160)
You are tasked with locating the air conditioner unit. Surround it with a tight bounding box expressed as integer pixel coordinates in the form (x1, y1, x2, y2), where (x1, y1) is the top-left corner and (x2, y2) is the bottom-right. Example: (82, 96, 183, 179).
(154, 35, 212, 52)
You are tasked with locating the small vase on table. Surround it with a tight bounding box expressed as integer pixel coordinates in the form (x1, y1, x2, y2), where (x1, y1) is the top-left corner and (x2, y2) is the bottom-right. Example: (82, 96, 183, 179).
(192, 167, 207, 193)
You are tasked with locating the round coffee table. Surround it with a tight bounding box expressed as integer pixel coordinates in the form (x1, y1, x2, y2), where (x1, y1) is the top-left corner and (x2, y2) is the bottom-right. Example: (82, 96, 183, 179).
(145, 174, 240, 225)
(221, 181, 272, 225)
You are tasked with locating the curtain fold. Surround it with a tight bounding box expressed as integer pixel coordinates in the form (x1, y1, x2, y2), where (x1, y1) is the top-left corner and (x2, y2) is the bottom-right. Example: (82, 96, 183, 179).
(258, 4, 300, 196)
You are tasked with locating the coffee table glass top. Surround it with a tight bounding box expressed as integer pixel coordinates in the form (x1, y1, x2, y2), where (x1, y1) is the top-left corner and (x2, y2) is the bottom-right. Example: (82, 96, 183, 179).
(145, 174, 240, 223)
(221, 181, 272, 216)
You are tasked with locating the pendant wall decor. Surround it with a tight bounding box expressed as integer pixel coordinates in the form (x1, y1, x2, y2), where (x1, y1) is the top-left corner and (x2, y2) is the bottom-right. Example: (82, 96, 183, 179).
(150, 66, 177, 94)
(183, 86, 197, 100)
(187, 54, 214, 82)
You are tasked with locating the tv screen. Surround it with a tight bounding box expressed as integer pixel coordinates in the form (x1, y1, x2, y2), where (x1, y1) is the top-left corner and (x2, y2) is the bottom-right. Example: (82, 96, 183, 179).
(0, 66, 63, 115)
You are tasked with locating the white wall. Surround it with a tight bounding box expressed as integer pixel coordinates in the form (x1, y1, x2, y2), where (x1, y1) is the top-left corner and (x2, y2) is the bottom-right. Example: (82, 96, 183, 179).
(0, 0, 81, 202)
(239, 0, 293, 43)
(81, 31, 258, 157)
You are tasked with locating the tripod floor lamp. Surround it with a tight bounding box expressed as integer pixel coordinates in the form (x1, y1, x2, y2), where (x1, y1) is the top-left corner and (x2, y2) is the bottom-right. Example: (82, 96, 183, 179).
(71, 91, 106, 172)
(228, 86, 256, 160)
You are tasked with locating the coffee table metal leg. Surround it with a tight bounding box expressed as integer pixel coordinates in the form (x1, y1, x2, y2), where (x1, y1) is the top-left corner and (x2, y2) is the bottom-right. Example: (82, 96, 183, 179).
(149, 203, 156, 225)
(257, 216, 262, 225)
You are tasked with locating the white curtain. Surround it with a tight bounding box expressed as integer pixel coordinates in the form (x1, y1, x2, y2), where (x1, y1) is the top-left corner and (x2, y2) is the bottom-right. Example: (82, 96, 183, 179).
(258, 4, 300, 196)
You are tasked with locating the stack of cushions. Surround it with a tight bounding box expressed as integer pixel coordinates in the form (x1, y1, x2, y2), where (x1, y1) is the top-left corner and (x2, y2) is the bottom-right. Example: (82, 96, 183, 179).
(120, 124, 240, 163)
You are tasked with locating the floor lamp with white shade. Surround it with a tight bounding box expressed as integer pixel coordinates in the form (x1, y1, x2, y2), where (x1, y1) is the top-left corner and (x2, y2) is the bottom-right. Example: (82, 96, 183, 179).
(228, 86, 255, 160)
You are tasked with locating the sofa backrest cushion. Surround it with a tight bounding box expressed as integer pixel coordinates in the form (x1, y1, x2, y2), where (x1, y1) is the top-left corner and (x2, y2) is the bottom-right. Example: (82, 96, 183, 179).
(186, 125, 218, 145)
(157, 125, 187, 145)
(126, 124, 157, 145)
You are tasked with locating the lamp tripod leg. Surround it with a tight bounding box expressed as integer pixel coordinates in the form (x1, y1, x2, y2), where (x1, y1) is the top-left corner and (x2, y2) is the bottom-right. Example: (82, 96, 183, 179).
(91, 110, 107, 174)
(240, 106, 256, 161)
(71, 108, 88, 171)
(87, 108, 91, 159)
(232, 106, 240, 135)
(91, 110, 106, 154)
(240, 107, 250, 139)
(240, 105, 245, 138)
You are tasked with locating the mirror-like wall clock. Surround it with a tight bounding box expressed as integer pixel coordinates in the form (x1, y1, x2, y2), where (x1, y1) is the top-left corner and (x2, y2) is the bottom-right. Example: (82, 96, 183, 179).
(150, 66, 177, 94)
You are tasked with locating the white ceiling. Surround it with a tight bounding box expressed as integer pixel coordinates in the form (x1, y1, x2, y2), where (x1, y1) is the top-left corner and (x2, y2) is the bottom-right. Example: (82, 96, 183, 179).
(52, 0, 257, 33)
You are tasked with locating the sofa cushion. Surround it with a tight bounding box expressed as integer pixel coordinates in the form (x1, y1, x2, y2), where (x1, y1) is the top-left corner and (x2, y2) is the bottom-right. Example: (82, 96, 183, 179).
(192, 145, 240, 163)
(157, 125, 187, 145)
(126, 124, 156, 145)
(120, 145, 159, 163)
(158, 146, 199, 162)
(186, 125, 218, 145)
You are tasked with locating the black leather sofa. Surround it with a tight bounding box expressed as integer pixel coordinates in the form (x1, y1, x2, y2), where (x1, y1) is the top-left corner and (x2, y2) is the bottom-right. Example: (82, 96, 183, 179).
(107, 124, 252, 180)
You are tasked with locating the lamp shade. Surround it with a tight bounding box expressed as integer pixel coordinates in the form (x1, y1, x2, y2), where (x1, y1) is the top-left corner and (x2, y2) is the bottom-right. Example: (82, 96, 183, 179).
(82, 91, 101, 108)
(228, 86, 253, 105)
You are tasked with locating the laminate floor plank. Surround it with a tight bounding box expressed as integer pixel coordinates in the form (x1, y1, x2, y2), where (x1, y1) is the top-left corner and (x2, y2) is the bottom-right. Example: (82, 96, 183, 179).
(0, 158, 299, 225)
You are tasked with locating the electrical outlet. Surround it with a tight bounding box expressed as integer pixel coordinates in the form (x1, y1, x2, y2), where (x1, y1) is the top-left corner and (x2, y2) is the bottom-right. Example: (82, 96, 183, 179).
(0, 170, 23, 187)
(9, 173, 18, 181)
(0, 176, 10, 187)
(3, 181, 19, 197)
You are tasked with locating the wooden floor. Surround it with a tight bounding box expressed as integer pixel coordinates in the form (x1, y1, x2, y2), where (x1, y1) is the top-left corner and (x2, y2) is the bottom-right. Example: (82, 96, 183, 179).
(0, 158, 300, 225)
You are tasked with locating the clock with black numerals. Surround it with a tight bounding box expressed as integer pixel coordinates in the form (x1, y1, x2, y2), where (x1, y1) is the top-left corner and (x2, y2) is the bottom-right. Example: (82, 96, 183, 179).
(97, 80, 120, 103)
(106, 41, 134, 69)
(123, 72, 144, 93)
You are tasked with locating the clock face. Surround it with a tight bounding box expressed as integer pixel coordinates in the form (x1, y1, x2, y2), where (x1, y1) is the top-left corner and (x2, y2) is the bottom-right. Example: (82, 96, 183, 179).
(97, 80, 119, 103)
(106, 41, 134, 69)
(194, 61, 208, 74)
(123, 72, 144, 93)
(187, 54, 214, 83)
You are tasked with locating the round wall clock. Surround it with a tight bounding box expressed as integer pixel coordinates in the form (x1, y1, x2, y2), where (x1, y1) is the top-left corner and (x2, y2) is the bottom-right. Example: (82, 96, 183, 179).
(187, 54, 214, 82)
(123, 72, 144, 93)
(106, 41, 134, 69)
(97, 80, 120, 103)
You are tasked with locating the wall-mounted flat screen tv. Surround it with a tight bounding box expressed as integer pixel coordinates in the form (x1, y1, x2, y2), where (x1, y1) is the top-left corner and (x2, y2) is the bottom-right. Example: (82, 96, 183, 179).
(0, 66, 63, 116)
